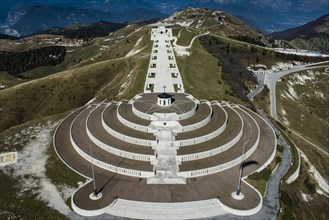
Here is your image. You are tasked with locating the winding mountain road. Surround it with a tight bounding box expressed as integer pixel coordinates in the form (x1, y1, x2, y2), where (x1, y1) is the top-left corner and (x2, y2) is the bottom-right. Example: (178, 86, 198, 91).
(246, 61, 329, 158)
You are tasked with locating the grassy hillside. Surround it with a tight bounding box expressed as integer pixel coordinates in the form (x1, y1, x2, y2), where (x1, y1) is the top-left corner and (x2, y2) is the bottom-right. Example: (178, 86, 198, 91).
(175, 38, 244, 104)
(0, 56, 143, 133)
(289, 34, 329, 54)
(273, 66, 329, 218)
(276, 67, 329, 151)
(20, 25, 150, 79)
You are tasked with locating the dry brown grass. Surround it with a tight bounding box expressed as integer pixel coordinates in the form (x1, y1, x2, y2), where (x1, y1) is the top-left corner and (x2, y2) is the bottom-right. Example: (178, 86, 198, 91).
(0, 56, 139, 132)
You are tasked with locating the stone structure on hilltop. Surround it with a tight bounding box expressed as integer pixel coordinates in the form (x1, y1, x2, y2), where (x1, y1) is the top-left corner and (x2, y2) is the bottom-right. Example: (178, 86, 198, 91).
(54, 25, 276, 219)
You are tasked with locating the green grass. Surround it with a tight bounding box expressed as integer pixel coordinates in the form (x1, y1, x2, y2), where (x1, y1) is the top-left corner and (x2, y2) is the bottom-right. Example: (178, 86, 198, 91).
(21, 44, 102, 79)
(121, 56, 150, 99)
(245, 178, 267, 195)
(176, 29, 197, 46)
(245, 148, 283, 196)
(176, 38, 245, 104)
(0, 111, 85, 187)
(0, 71, 28, 89)
(245, 165, 273, 196)
(171, 27, 182, 37)
(20, 26, 151, 80)
(0, 57, 134, 133)
(253, 85, 270, 114)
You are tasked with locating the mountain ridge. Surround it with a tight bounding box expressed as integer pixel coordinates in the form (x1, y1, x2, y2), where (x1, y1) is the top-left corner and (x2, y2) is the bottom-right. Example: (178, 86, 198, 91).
(270, 13, 329, 41)
(1, 0, 328, 36)
(269, 14, 329, 53)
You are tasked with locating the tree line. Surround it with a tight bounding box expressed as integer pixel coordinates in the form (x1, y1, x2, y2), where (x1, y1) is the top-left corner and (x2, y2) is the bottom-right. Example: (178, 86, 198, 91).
(200, 36, 257, 101)
(0, 46, 66, 75)
(230, 35, 266, 47)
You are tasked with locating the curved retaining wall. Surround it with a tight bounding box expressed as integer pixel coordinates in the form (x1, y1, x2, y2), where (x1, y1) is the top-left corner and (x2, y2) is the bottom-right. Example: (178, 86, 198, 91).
(86, 107, 152, 162)
(71, 180, 114, 217)
(179, 107, 260, 178)
(176, 104, 231, 147)
(102, 105, 156, 147)
(216, 180, 263, 216)
(70, 109, 153, 178)
(286, 148, 300, 184)
(131, 95, 198, 121)
(116, 102, 150, 133)
(86, 128, 152, 162)
(132, 102, 155, 120)
(181, 102, 212, 132)
(238, 105, 277, 176)
(176, 96, 198, 120)
(53, 106, 92, 180)
(179, 124, 243, 161)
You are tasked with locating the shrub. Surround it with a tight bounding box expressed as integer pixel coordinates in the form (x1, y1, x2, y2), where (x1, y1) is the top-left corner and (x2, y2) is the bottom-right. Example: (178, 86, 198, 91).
(277, 145, 284, 153)
(275, 156, 282, 164)
(304, 177, 316, 194)
(259, 167, 271, 181)
(281, 190, 293, 207)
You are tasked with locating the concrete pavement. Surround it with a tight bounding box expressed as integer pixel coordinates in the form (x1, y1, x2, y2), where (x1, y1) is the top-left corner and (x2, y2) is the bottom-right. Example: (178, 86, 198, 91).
(247, 73, 265, 101)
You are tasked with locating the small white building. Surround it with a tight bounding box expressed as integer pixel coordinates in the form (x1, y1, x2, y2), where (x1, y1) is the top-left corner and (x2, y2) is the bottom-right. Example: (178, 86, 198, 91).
(157, 93, 173, 106)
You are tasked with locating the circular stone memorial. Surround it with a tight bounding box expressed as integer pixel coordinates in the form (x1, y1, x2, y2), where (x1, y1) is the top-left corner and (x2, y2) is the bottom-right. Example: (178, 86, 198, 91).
(54, 92, 276, 219)
(53, 25, 276, 220)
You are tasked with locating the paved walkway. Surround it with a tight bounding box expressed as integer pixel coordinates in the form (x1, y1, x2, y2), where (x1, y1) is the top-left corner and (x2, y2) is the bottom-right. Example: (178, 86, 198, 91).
(144, 26, 184, 93)
(148, 116, 185, 184)
(247, 73, 265, 101)
(68, 198, 228, 220)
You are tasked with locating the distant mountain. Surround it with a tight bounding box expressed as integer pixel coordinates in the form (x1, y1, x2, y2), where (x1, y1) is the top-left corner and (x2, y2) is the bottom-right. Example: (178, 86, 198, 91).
(0, 33, 18, 40)
(1, 4, 165, 36)
(270, 14, 329, 40)
(6, 5, 111, 36)
(270, 14, 329, 53)
(187, 0, 328, 33)
(1, 0, 328, 36)
(37, 21, 126, 40)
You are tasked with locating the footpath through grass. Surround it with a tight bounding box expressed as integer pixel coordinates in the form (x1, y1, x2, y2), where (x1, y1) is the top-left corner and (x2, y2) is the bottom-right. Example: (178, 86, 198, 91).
(176, 29, 198, 47)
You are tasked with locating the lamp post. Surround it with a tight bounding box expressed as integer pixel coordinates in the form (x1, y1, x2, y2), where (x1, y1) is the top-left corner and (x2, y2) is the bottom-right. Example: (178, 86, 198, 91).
(236, 136, 246, 196)
(88, 137, 98, 198)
